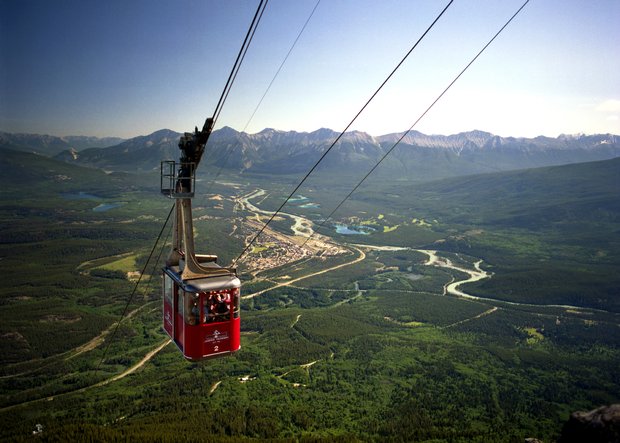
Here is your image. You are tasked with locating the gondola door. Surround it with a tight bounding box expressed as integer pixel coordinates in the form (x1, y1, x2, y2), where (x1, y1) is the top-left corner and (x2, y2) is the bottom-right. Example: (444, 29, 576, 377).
(174, 288, 184, 349)
(162, 274, 174, 339)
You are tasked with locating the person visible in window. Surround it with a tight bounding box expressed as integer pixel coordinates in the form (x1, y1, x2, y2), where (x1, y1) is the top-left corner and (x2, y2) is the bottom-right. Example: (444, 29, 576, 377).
(215, 293, 229, 321)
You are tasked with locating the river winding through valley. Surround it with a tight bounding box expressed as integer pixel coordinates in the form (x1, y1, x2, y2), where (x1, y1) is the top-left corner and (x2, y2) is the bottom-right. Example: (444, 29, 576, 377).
(241, 190, 610, 314)
(357, 244, 492, 300)
(238, 189, 314, 237)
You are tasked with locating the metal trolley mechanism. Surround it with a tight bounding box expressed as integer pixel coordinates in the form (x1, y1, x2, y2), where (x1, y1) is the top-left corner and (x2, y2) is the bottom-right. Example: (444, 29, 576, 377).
(160, 118, 241, 361)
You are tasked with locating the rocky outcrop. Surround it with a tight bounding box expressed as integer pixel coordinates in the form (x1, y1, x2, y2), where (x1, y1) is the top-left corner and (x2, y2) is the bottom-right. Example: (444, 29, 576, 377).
(557, 404, 620, 443)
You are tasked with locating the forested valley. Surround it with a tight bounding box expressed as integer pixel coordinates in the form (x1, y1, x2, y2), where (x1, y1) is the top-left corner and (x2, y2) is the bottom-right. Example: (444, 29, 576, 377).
(1, 148, 619, 442)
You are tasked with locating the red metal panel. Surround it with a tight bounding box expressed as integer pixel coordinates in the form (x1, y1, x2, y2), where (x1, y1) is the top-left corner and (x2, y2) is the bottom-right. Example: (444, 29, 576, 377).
(183, 323, 204, 359)
(203, 323, 231, 357)
(229, 316, 241, 353)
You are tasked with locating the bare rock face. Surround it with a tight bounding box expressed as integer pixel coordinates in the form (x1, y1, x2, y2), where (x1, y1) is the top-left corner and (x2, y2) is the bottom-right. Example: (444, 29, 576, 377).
(557, 404, 620, 443)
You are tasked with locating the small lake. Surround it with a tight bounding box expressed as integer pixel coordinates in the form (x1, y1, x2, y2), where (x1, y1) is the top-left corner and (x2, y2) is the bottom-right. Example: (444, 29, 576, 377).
(334, 224, 376, 235)
(93, 203, 124, 212)
(61, 192, 123, 212)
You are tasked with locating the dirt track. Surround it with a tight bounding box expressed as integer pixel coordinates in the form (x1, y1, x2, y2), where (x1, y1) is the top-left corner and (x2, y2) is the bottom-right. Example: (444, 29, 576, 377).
(0, 339, 171, 413)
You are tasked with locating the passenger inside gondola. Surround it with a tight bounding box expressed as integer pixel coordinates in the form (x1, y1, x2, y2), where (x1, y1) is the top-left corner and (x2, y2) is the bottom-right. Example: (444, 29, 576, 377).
(200, 292, 231, 323)
(214, 293, 230, 321)
(203, 294, 212, 323)
(187, 295, 200, 325)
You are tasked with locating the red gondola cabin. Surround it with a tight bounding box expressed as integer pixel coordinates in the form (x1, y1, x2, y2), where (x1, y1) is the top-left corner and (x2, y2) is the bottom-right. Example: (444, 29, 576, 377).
(163, 263, 241, 360)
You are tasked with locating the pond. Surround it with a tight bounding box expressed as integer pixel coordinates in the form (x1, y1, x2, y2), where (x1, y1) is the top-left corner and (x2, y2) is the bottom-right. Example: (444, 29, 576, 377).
(93, 203, 125, 212)
(61, 192, 124, 212)
(334, 224, 376, 235)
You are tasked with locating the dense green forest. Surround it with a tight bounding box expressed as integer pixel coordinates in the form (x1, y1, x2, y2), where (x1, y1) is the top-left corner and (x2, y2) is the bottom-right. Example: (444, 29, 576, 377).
(1, 150, 619, 442)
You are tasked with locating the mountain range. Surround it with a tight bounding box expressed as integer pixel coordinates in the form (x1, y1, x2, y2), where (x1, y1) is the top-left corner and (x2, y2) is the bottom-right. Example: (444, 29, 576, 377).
(2, 128, 619, 180)
(0, 131, 124, 156)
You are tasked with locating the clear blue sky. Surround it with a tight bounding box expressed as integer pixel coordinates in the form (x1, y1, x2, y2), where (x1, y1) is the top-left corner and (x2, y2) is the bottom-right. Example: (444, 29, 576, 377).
(1, 0, 619, 138)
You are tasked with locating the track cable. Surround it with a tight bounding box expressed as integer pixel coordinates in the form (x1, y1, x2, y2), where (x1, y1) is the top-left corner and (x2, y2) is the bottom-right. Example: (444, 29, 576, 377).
(231, 0, 455, 267)
(96, 0, 529, 369)
(95, 1, 271, 370)
(204, 0, 322, 196)
(96, 205, 174, 371)
(302, 0, 532, 248)
(211, 0, 269, 127)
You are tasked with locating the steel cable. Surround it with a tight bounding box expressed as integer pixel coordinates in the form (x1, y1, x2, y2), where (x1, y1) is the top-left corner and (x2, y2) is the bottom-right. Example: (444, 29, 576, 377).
(231, 0, 455, 267)
(302, 0, 532, 248)
(96, 1, 270, 370)
(96, 204, 174, 371)
(204, 0, 322, 196)
(211, 0, 269, 126)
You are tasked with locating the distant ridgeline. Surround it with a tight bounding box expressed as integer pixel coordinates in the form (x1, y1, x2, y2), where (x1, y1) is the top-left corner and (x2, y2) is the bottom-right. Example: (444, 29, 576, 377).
(2, 128, 619, 180)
